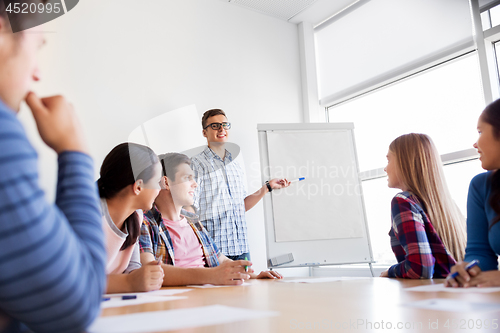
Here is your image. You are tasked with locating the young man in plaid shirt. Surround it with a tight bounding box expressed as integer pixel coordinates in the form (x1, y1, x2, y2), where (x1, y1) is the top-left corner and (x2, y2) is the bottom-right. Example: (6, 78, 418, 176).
(191, 109, 290, 260)
(139, 153, 281, 285)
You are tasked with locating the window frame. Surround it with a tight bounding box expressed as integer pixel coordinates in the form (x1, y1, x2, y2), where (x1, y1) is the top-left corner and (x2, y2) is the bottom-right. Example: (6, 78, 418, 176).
(323, 0, 500, 180)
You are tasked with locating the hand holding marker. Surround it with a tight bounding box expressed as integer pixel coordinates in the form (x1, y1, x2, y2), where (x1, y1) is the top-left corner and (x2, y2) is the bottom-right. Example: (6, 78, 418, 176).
(268, 177, 303, 191)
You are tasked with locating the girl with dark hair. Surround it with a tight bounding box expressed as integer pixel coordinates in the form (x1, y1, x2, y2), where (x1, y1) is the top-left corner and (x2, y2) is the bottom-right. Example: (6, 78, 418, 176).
(446, 99, 500, 288)
(98, 142, 164, 293)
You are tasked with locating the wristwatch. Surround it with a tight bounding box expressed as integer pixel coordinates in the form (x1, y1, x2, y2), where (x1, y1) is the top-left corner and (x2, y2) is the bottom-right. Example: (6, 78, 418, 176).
(265, 180, 272, 192)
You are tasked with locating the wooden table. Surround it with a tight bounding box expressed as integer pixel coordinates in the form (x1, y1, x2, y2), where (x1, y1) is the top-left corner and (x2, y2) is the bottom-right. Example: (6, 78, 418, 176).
(100, 278, 500, 332)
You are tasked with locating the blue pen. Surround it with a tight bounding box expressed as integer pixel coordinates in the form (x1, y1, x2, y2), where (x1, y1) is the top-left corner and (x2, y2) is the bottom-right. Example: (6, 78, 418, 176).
(102, 295, 137, 301)
(122, 295, 137, 300)
(447, 260, 479, 280)
(290, 177, 305, 183)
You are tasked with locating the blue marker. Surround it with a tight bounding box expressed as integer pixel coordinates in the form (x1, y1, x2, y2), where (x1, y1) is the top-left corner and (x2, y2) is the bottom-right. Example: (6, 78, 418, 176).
(102, 295, 137, 301)
(290, 177, 305, 183)
(447, 260, 479, 280)
(122, 295, 137, 300)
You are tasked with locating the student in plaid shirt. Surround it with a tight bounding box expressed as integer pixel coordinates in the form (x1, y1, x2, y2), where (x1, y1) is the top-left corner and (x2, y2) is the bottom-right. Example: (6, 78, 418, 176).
(139, 153, 282, 286)
(191, 109, 290, 260)
(380, 133, 466, 279)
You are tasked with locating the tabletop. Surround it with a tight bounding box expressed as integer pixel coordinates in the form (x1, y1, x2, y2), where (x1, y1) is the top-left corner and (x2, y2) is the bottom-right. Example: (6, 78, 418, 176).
(98, 277, 500, 333)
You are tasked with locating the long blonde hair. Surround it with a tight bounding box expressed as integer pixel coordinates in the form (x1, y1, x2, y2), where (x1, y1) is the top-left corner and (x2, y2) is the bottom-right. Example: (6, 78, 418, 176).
(389, 133, 466, 261)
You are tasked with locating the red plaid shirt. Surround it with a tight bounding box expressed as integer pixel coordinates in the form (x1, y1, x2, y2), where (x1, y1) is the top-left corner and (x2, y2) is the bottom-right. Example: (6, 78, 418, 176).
(388, 192, 456, 279)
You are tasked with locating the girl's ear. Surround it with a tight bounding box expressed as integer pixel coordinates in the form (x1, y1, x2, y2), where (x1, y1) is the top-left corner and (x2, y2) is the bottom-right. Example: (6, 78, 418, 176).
(133, 179, 144, 195)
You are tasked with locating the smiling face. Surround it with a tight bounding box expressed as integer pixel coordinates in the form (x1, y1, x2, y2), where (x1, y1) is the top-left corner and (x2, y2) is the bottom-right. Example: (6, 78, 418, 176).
(168, 162, 197, 208)
(384, 150, 404, 190)
(203, 114, 229, 144)
(474, 118, 500, 170)
(0, 22, 44, 111)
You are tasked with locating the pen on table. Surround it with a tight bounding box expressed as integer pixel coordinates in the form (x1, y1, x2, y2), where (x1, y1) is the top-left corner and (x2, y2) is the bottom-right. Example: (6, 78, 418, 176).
(447, 259, 480, 280)
(121, 295, 137, 300)
(102, 295, 137, 301)
(244, 256, 249, 272)
(290, 177, 305, 183)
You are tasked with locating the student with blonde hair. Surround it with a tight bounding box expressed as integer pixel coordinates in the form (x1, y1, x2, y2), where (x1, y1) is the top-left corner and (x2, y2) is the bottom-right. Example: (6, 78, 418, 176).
(380, 133, 466, 279)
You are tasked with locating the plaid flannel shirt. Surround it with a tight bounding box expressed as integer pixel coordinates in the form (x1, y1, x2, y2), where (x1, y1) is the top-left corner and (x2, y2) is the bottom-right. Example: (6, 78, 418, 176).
(139, 206, 220, 267)
(388, 192, 456, 279)
(191, 146, 249, 256)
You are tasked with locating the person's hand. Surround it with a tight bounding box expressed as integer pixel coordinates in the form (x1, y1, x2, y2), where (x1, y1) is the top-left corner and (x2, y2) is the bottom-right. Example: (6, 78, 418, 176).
(444, 261, 481, 288)
(466, 270, 500, 288)
(380, 270, 389, 277)
(126, 261, 164, 292)
(253, 270, 283, 279)
(269, 178, 290, 190)
(25, 92, 88, 154)
(210, 259, 251, 285)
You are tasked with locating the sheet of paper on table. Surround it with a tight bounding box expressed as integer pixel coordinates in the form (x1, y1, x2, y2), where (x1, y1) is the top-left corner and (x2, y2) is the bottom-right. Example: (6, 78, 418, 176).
(103, 289, 192, 298)
(101, 295, 186, 309)
(279, 277, 371, 283)
(89, 304, 279, 333)
(405, 284, 500, 293)
(187, 282, 252, 288)
(404, 298, 500, 313)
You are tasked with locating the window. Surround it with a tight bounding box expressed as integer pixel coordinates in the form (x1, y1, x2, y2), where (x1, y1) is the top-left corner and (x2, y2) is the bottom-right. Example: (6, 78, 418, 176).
(481, 2, 500, 30)
(494, 40, 500, 81)
(328, 53, 484, 265)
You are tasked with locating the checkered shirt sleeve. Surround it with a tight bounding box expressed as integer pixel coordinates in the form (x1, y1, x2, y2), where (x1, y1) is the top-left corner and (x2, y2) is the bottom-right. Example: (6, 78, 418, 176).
(140, 209, 175, 265)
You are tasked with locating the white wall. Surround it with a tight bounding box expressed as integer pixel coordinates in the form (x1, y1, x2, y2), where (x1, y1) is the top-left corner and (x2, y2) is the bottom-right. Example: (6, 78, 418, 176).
(18, 0, 303, 274)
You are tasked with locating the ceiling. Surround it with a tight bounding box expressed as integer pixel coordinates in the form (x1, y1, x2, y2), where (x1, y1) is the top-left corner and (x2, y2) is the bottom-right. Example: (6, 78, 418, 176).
(219, 0, 361, 26)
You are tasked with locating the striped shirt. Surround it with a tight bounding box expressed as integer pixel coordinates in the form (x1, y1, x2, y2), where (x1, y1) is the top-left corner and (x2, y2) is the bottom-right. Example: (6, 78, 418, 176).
(0, 99, 106, 333)
(191, 146, 248, 256)
(140, 207, 220, 267)
(388, 192, 456, 279)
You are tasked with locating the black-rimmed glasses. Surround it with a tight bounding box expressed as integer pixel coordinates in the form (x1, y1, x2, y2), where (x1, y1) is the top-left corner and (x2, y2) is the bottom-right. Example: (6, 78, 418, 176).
(203, 122, 231, 130)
